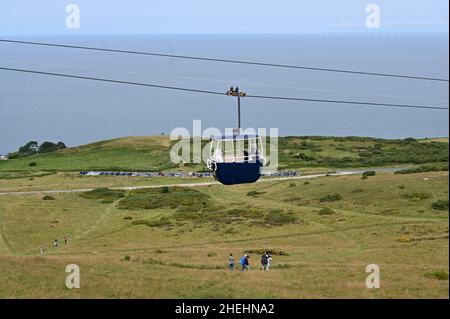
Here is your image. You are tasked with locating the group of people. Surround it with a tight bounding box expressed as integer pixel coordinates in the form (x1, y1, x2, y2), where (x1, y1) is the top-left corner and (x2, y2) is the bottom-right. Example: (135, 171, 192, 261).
(228, 252, 272, 272)
(39, 236, 69, 255)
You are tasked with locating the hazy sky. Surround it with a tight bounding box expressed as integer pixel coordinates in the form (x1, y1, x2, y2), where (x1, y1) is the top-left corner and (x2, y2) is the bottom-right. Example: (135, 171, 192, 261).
(0, 0, 448, 35)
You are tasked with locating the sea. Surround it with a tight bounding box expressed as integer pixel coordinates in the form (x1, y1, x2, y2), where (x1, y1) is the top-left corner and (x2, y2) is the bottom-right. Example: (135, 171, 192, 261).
(0, 33, 448, 154)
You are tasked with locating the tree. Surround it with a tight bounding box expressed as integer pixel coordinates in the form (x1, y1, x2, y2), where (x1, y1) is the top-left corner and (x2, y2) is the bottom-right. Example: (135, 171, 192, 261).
(18, 141, 38, 156)
(56, 142, 67, 150)
(39, 141, 66, 154)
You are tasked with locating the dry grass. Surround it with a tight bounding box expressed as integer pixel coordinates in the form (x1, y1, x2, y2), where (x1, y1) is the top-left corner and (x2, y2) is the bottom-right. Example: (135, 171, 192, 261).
(0, 171, 448, 298)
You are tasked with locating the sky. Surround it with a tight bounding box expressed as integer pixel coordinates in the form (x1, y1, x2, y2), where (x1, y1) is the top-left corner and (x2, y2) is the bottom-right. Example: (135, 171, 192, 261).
(0, 0, 448, 35)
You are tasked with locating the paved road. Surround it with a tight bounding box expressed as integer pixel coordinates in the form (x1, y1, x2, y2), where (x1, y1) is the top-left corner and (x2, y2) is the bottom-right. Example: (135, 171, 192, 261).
(0, 167, 408, 196)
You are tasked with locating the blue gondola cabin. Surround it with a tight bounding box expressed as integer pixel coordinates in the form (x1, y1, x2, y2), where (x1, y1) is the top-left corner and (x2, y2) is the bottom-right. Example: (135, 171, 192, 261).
(207, 134, 267, 185)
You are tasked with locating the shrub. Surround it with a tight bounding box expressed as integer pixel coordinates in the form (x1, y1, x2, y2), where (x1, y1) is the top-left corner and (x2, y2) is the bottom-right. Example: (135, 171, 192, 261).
(42, 195, 55, 200)
(362, 171, 376, 179)
(318, 208, 335, 215)
(264, 210, 298, 226)
(395, 163, 449, 175)
(28, 162, 37, 167)
(432, 200, 449, 211)
(425, 271, 449, 280)
(147, 218, 173, 227)
(289, 183, 296, 187)
(303, 181, 310, 185)
(131, 218, 172, 228)
(131, 219, 150, 226)
(246, 190, 266, 197)
(123, 255, 131, 261)
(244, 249, 290, 256)
(161, 186, 169, 193)
(398, 236, 411, 242)
(118, 187, 210, 210)
(123, 215, 133, 220)
(80, 188, 125, 203)
(224, 227, 236, 234)
(319, 194, 342, 202)
(402, 192, 431, 200)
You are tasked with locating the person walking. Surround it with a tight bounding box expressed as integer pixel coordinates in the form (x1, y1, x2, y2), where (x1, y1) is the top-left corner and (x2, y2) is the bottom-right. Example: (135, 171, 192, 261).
(64, 236, 68, 245)
(261, 253, 268, 271)
(228, 253, 235, 271)
(53, 239, 58, 247)
(244, 255, 250, 271)
(240, 255, 246, 272)
(39, 245, 45, 255)
(266, 254, 272, 271)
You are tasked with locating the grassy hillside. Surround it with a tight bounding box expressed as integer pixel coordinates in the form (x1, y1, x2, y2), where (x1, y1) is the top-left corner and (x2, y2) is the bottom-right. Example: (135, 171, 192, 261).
(0, 171, 448, 298)
(0, 136, 448, 173)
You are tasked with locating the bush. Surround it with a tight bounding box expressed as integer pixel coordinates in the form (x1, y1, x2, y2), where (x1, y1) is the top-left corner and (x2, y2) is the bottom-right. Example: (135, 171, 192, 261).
(123, 215, 133, 220)
(362, 171, 376, 179)
(303, 181, 310, 185)
(80, 188, 125, 203)
(131, 217, 173, 228)
(395, 164, 449, 174)
(246, 190, 266, 197)
(123, 255, 131, 261)
(131, 219, 150, 226)
(118, 187, 211, 210)
(244, 249, 290, 256)
(398, 236, 411, 242)
(42, 195, 55, 200)
(432, 200, 449, 211)
(402, 192, 431, 200)
(147, 218, 173, 227)
(264, 210, 298, 226)
(319, 194, 342, 202)
(425, 271, 449, 280)
(161, 186, 169, 193)
(318, 208, 335, 215)
(28, 162, 37, 167)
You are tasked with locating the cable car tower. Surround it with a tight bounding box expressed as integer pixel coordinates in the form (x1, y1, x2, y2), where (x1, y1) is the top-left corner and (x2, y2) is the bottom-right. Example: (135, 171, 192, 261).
(226, 86, 246, 134)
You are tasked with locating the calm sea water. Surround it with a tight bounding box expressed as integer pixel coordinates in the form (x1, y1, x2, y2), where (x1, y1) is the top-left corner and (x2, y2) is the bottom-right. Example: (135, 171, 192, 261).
(0, 34, 448, 154)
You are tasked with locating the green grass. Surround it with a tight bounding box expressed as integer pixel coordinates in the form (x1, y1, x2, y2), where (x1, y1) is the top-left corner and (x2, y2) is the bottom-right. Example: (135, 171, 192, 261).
(0, 135, 448, 298)
(0, 170, 448, 298)
(117, 187, 212, 210)
(1, 135, 448, 173)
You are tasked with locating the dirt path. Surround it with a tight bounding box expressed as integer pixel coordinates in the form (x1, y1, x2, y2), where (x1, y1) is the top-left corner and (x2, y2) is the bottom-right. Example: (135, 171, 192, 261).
(0, 170, 385, 196)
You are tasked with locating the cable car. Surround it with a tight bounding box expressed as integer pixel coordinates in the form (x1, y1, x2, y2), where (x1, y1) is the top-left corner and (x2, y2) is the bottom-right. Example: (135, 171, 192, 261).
(207, 133, 267, 185)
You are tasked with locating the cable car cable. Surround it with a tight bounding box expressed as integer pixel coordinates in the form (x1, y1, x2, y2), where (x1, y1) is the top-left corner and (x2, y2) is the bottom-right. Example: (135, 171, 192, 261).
(0, 38, 448, 82)
(0, 66, 448, 111)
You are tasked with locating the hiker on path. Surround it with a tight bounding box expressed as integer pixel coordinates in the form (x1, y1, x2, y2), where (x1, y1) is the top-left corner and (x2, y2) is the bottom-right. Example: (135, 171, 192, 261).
(228, 253, 235, 271)
(244, 255, 250, 271)
(64, 236, 68, 244)
(261, 253, 268, 271)
(266, 254, 272, 271)
(53, 239, 58, 247)
(39, 245, 45, 255)
(240, 255, 247, 272)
